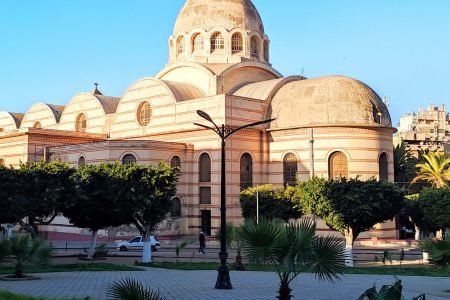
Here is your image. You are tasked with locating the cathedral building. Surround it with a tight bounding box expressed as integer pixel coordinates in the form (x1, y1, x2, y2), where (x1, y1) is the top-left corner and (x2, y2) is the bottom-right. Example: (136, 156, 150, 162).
(0, 0, 396, 239)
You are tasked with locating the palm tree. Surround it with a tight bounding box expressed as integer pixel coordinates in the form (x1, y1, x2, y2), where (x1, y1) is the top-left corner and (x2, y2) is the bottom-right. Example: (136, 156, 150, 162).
(239, 218, 346, 300)
(393, 141, 417, 183)
(412, 152, 450, 188)
(0, 235, 53, 278)
(215, 223, 245, 270)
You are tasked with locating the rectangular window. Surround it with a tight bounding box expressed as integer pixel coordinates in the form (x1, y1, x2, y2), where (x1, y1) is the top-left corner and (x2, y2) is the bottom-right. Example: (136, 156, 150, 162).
(199, 187, 211, 204)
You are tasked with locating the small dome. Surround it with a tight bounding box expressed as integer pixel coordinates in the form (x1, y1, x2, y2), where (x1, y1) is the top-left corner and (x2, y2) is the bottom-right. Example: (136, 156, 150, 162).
(173, 0, 264, 35)
(269, 76, 391, 129)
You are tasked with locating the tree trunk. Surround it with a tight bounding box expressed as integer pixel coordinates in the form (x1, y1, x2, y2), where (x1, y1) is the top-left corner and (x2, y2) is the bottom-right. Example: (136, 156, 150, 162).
(142, 225, 152, 263)
(277, 278, 292, 300)
(87, 230, 98, 260)
(344, 229, 354, 267)
(234, 247, 245, 271)
(28, 217, 39, 239)
(414, 225, 421, 241)
(15, 261, 24, 278)
(6, 224, 13, 239)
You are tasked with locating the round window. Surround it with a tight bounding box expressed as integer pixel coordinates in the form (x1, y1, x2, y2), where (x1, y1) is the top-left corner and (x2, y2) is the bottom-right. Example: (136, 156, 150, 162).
(137, 101, 152, 127)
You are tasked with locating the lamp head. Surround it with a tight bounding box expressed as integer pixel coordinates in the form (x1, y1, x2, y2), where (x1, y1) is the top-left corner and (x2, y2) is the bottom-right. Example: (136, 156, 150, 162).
(197, 110, 213, 123)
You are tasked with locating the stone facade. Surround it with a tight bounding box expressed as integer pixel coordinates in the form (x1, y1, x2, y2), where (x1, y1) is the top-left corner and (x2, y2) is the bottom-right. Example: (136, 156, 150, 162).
(395, 104, 450, 156)
(0, 0, 398, 240)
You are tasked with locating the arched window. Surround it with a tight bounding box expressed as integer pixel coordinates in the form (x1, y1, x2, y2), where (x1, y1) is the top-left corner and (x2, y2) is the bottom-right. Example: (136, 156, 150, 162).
(171, 197, 182, 217)
(171, 155, 181, 172)
(240, 153, 253, 190)
(211, 32, 224, 52)
(192, 33, 204, 53)
(329, 152, 348, 180)
(379, 152, 389, 181)
(231, 33, 243, 54)
(199, 153, 211, 182)
(137, 101, 152, 126)
(0, 158, 5, 167)
(177, 36, 185, 56)
(75, 113, 87, 132)
(78, 156, 86, 167)
(251, 36, 259, 58)
(33, 121, 42, 129)
(283, 153, 297, 186)
(263, 40, 269, 61)
(122, 154, 136, 165)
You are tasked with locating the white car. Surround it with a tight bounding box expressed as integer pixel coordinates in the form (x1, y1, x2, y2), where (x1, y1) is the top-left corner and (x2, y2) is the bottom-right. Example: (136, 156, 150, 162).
(116, 236, 160, 252)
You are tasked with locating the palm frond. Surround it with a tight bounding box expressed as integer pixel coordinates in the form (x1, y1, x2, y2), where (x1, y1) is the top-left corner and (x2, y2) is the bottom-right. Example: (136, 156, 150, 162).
(240, 218, 284, 265)
(309, 235, 346, 282)
(106, 278, 167, 300)
(413, 152, 450, 187)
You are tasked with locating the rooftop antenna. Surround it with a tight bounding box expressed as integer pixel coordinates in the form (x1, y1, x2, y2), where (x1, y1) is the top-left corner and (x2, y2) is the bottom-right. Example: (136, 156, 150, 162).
(301, 68, 304, 78)
(92, 82, 103, 95)
(382, 96, 390, 108)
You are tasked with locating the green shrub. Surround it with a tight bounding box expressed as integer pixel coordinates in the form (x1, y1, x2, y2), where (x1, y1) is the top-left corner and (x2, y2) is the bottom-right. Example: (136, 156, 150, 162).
(358, 278, 425, 300)
(420, 237, 450, 268)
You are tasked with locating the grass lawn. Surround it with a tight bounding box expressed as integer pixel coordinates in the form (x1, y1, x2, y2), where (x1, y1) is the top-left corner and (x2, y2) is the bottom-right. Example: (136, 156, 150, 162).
(0, 263, 144, 275)
(0, 290, 90, 300)
(142, 262, 450, 277)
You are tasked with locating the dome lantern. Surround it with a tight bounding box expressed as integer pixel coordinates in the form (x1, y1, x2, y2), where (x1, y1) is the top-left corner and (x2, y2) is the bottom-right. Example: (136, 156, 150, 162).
(168, 0, 270, 65)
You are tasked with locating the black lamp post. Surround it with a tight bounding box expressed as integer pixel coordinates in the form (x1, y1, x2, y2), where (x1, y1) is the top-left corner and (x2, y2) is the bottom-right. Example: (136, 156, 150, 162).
(194, 110, 275, 289)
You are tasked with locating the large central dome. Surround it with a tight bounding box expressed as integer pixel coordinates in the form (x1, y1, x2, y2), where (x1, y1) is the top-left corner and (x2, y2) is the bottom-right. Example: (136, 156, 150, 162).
(173, 0, 264, 35)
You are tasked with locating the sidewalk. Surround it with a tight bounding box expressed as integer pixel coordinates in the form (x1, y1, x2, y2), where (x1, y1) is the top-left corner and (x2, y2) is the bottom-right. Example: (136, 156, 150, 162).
(0, 268, 449, 299)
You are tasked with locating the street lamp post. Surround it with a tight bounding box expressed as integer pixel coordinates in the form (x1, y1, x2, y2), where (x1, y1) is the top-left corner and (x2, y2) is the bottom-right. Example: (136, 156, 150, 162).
(194, 110, 274, 289)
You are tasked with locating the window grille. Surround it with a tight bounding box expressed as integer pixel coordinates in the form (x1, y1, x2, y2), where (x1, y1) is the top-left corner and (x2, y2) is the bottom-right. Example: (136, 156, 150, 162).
(211, 32, 225, 52)
(231, 33, 243, 54)
(240, 153, 253, 190)
(76, 114, 87, 132)
(329, 152, 348, 179)
(283, 153, 297, 186)
(122, 154, 136, 165)
(199, 153, 211, 182)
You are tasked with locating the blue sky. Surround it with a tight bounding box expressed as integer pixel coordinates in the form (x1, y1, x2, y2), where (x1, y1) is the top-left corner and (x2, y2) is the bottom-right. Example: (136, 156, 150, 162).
(0, 0, 449, 125)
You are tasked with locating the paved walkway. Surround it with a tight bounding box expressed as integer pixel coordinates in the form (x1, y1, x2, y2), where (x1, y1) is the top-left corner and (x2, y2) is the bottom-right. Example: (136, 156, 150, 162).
(0, 268, 449, 300)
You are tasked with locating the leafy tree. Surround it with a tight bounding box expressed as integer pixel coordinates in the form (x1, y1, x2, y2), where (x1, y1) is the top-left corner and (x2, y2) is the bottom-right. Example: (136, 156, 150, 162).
(124, 162, 179, 263)
(0, 235, 53, 278)
(63, 163, 133, 259)
(0, 166, 16, 224)
(240, 184, 301, 221)
(403, 194, 429, 240)
(417, 187, 450, 237)
(10, 161, 75, 238)
(412, 152, 450, 188)
(239, 218, 346, 300)
(296, 177, 405, 266)
(393, 141, 418, 183)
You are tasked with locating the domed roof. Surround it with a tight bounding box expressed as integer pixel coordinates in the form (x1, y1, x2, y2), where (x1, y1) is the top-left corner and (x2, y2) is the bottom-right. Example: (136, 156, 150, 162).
(173, 0, 264, 35)
(269, 76, 392, 129)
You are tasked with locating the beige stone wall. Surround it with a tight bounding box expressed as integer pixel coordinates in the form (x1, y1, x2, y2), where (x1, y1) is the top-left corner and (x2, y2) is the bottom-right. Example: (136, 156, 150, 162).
(20, 103, 59, 129)
(58, 94, 109, 134)
(268, 127, 394, 184)
(0, 134, 29, 167)
(0, 112, 20, 133)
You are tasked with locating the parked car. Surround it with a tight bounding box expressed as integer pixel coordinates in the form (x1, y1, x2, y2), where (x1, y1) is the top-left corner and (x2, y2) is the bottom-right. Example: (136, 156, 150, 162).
(116, 236, 160, 252)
